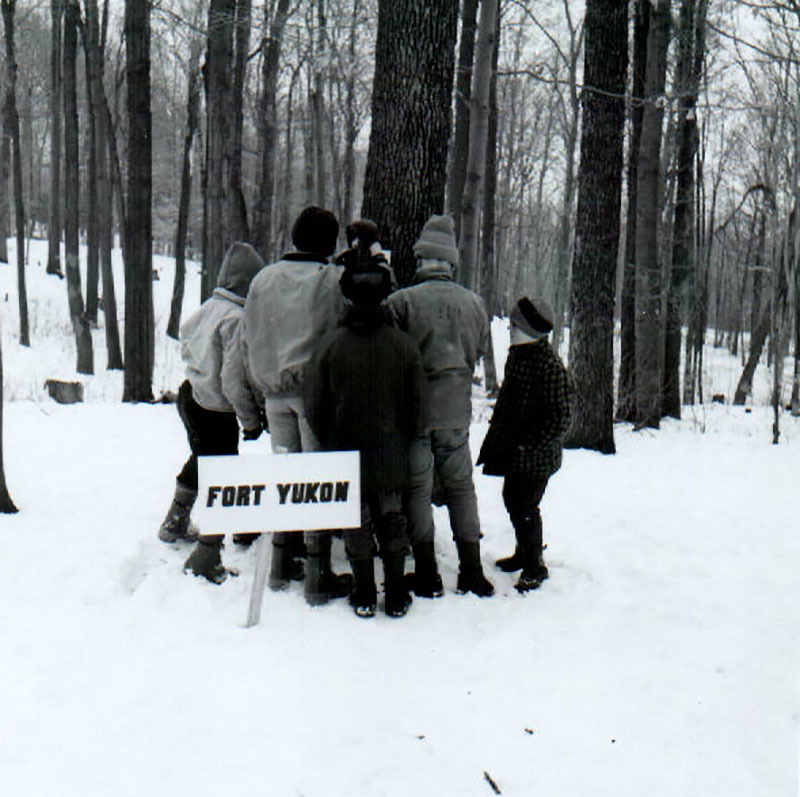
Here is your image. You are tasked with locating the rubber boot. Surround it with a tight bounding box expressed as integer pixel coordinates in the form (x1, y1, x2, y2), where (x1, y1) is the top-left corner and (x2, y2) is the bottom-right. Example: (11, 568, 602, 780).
(268, 532, 305, 591)
(349, 558, 377, 618)
(304, 542, 353, 607)
(515, 544, 549, 593)
(382, 549, 412, 618)
(158, 481, 199, 543)
(495, 547, 524, 572)
(184, 536, 227, 584)
(405, 540, 444, 598)
(455, 539, 495, 597)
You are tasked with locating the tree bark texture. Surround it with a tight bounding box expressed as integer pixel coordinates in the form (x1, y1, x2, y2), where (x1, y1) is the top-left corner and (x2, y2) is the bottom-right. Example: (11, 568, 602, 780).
(663, 0, 707, 419)
(228, 0, 251, 244)
(617, 0, 649, 421)
(446, 0, 478, 242)
(565, 0, 628, 454)
(47, 0, 63, 277)
(85, 0, 122, 369)
(63, 0, 94, 374)
(168, 39, 202, 341)
(82, 17, 100, 327)
(458, 0, 498, 292)
(203, 0, 236, 299)
(252, 0, 292, 261)
(123, 0, 153, 401)
(633, 0, 670, 429)
(2, 0, 30, 347)
(361, 0, 459, 288)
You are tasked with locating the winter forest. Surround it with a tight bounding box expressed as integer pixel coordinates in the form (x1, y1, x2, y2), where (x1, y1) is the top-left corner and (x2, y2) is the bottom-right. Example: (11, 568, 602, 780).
(1, 1, 799, 795)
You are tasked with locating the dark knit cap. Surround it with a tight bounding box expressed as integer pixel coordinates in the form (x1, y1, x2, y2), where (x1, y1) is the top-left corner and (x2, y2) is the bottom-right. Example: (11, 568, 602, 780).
(216, 241, 264, 298)
(291, 206, 339, 257)
(340, 255, 393, 307)
(345, 218, 379, 249)
(510, 296, 554, 339)
(413, 214, 459, 266)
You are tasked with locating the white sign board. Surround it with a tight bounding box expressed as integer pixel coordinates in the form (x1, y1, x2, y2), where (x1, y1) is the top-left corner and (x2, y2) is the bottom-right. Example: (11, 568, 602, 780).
(195, 451, 361, 535)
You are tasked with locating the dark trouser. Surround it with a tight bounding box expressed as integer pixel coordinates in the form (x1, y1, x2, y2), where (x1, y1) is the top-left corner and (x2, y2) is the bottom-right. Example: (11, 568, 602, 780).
(344, 491, 409, 561)
(176, 380, 239, 491)
(502, 473, 550, 551)
(406, 428, 481, 545)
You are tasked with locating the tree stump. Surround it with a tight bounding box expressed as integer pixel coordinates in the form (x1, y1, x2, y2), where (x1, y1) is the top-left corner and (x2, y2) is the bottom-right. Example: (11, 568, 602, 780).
(44, 379, 84, 404)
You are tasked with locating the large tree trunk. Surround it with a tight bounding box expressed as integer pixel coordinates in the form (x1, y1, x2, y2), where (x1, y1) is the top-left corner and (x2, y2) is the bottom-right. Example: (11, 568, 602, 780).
(122, 0, 153, 402)
(663, 0, 707, 419)
(617, 0, 650, 422)
(458, 0, 498, 293)
(446, 0, 479, 242)
(633, 0, 670, 429)
(251, 0, 292, 261)
(2, 0, 30, 347)
(47, 0, 63, 277)
(203, 0, 236, 299)
(565, 0, 628, 454)
(361, 0, 458, 287)
(63, 0, 94, 374)
(167, 38, 202, 341)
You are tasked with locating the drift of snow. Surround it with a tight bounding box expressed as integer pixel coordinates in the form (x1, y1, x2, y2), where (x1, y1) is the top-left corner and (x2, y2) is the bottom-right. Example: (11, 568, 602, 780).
(1, 241, 798, 796)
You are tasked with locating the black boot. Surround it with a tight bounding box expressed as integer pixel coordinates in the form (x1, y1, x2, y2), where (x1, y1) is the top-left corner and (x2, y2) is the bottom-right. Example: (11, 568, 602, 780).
(268, 532, 305, 591)
(515, 545, 549, 593)
(184, 536, 228, 584)
(304, 541, 353, 606)
(382, 549, 412, 618)
(232, 532, 261, 547)
(349, 558, 377, 618)
(405, 541, 444, 598)
(455, 539, 495, 597)
(495, 548, 524, 572)
(158, 481, 199, 543)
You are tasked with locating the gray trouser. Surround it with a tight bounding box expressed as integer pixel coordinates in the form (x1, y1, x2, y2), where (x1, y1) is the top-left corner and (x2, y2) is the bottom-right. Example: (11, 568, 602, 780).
(264, 395, 329, 555)
(406, 427, 481, 544)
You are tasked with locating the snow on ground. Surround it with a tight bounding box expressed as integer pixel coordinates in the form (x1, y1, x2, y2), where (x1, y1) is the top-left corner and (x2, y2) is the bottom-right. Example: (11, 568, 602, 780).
(1, 240, 799, 796)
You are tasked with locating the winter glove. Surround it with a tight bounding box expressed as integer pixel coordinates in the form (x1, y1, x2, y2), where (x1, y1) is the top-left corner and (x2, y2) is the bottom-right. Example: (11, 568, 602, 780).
(242, 425, 262, 441)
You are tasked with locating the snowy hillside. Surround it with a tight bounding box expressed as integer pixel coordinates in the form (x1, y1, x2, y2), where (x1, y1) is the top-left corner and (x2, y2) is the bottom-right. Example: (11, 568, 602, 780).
(1, 240, 798, 796)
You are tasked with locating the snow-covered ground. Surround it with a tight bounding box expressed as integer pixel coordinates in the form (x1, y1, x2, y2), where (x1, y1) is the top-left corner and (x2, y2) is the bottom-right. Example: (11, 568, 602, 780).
(1, 240, 799, 796)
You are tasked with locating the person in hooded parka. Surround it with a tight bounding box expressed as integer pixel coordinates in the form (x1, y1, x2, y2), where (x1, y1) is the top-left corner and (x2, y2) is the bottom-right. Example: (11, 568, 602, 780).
(158, 241, 265, 584)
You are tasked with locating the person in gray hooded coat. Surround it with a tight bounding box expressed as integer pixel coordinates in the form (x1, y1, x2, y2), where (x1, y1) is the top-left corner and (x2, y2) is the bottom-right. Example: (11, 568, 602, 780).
(386, 214, 494, 598)
(157, 241, 265, 584)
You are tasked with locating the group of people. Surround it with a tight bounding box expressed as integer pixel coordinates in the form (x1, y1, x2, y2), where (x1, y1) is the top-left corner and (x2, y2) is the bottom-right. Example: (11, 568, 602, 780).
(156, 206, 573, 619)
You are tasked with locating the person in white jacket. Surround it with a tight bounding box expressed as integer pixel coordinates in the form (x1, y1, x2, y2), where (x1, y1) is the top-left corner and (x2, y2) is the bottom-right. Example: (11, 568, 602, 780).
(157, 242, 264, 584)
(240, 206, 351, 605)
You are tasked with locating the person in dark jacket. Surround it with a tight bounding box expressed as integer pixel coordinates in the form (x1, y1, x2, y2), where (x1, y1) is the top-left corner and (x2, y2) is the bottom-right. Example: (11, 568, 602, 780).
(157, 242, 265, 583)
(304, 247, 424, 618)
(477, 296, 572, 592)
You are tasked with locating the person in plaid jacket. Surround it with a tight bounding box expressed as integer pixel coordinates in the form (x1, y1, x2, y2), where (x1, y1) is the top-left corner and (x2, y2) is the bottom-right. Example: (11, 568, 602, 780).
(477, 296, 572, 592)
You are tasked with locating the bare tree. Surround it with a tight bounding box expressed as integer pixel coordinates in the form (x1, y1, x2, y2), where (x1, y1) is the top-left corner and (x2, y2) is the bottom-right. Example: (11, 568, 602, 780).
(123, 0, 153, 401)
(565, 0, 628, 454)
(0, 312, 16, 514)
(362, 0, 459, 287)
(47, 0, 64, 277)
(1, 0, 30, 347)
(63, 0, 94, 374)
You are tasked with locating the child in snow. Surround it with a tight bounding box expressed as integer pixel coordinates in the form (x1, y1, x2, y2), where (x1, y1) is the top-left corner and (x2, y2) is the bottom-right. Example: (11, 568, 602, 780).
(303, 240, 424, 618)
(476, 297, 572, 592)
(157, 241, 265, 584)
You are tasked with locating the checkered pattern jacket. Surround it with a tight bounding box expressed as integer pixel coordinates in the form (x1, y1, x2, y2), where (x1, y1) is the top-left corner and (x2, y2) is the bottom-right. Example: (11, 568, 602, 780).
(477, 340, 572, 476)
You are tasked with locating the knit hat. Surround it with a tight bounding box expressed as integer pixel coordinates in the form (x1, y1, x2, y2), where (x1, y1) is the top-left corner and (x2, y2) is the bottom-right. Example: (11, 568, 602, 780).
(510, 296, 554, 340)
(291, 206, 339, 257)
(413, 214, 459, 266)
(216, 241, 264, 298)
